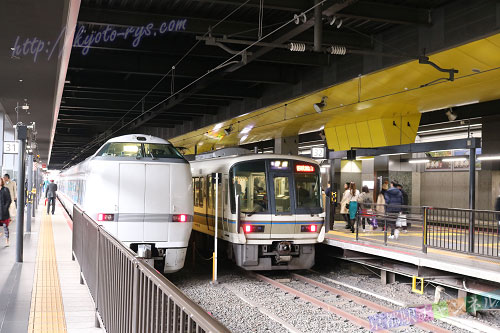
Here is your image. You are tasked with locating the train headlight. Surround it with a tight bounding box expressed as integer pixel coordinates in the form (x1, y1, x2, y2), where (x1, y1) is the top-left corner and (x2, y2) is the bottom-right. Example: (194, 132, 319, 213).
(97, 213, 114, 222)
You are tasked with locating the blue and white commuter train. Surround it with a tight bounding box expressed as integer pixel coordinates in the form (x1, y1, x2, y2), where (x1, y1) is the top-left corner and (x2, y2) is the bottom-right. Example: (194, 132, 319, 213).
(58, 134, 194, 273)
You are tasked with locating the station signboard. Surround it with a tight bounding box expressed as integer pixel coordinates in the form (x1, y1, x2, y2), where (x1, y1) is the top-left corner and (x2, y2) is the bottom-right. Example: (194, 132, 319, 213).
(3, 141, 18, 154)
(311, 147, 325, 159)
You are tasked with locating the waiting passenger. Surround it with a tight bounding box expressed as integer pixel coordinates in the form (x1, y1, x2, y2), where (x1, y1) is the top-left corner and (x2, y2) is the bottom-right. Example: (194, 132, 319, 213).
(340, 183, 351, 229)
(45, 180, 58, 215)
(0, 178, 12, 246)
(3, 174, 17, 220)
(348, 182, 360, 233)
(396, 183, 409, 232)
(357, 186, 373, 232)
(385, 181, 403, 240)
(374, 182, 388, 230)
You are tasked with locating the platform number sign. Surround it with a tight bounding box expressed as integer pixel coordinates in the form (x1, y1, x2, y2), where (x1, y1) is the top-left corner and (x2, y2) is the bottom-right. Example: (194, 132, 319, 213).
(4, 141, 19, 154)
(311, 147, 325, 159)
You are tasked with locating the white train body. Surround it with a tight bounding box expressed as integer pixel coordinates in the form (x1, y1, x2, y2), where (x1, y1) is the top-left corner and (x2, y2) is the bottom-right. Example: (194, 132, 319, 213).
(58, 134, 193, 273)
(190, 149, 325, 270)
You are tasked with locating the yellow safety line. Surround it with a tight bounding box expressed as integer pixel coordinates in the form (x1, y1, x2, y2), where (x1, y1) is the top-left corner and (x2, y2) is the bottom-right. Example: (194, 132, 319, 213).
(28, 212, 67, 332)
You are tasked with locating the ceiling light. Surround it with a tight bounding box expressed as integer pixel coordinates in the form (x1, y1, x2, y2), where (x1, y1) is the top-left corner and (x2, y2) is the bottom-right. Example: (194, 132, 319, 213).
(64, 80, 71, 84)
(18, 79, 23, 82)
(445, 108, 457, 121)
(409, 159, 430, 164)
(10, 47, 15, 51)
(336, 19, 343, 29)
(212, 123, 223, 131)
(241, 125, 253, 134)
(313, 96, 327, 113)
(329, 16, 337, 26)
(478, 155, 500, 161)
(442, 157, 467, 162)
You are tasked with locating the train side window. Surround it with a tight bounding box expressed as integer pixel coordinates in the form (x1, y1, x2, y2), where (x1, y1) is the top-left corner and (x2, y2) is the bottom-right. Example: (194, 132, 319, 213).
(200, 177, 205, 208)
(194, 178, 200, 207)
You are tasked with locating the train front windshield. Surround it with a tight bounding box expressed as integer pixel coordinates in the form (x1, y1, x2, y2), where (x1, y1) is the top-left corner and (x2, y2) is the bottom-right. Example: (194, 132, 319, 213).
(230, 160, 322, 214)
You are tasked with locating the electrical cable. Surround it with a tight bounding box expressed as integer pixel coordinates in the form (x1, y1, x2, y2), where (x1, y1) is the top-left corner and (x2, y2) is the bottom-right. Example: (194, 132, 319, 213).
(62, 0, 329, 167)
(61, 0, 254, 167)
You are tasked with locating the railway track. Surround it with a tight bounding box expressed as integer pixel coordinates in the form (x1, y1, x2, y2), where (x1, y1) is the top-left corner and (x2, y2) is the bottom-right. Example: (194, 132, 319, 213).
(252, 272, 452, 333)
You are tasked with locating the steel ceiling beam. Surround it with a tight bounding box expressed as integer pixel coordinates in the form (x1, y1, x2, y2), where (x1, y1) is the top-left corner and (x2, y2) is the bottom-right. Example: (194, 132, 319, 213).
(190, 0, 308, 12)
(337, 1, 431, 26)
(127, 0, 358, 130)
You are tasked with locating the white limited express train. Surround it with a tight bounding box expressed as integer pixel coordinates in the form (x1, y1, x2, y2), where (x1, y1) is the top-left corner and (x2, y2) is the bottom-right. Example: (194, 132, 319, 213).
(58, 134, 193, 273)
(190, 148, 325, 270)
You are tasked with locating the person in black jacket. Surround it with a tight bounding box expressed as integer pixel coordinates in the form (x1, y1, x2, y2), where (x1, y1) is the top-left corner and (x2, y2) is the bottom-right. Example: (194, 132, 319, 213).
(0, 178, 12, 246)
(384, 181, 403, 240)
(397, 183, 409, 232)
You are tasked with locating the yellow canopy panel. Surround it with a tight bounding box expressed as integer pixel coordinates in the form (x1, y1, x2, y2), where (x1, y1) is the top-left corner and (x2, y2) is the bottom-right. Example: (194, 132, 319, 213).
(170, 33, 500, 154)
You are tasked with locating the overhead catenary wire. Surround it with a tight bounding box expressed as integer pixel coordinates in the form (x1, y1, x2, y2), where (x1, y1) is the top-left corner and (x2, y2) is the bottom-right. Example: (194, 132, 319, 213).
(62, 0, 329, 167)
(62, 0, 254, 167)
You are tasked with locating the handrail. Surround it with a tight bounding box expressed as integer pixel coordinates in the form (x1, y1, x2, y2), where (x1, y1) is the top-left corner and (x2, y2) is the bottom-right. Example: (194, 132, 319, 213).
(72, 204, 230, 333)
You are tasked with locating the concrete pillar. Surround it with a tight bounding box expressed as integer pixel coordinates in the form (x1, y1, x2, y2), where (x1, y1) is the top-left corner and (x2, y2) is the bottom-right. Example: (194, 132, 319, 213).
(381, 270, 396, 284)
(274, 136, 298, 155)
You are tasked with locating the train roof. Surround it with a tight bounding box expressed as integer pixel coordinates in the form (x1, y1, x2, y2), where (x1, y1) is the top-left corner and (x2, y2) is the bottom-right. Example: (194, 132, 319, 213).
(106, 134, 172, 145)
(190, 153, 320, 175)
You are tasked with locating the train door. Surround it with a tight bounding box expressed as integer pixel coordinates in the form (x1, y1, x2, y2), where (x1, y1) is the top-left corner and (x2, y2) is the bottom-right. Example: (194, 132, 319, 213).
(269, 172, 296, 237)
(144, 164, 171, 241)
(118, 163, 145, 241)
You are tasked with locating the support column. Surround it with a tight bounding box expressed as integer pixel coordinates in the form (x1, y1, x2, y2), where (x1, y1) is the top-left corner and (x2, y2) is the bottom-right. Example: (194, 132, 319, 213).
(274, 136, 298, 155)
(15, 124, 27, 263)
(468, 147, 476, 253)
(313, 0, 323, 52)
(26, 153, 33, 232)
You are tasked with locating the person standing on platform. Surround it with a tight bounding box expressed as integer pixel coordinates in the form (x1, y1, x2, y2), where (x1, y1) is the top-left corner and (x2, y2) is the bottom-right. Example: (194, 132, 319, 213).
(0, 178, 12, 246)
(357, 185, 373, 232)
(348, 182, 360, 233)
(3, 174, 16, 221)
(385, 180, 403, 240)
(45, 180, 58, 215)
(340, 182, 351, 229)
(397, 183, 409, 232)
(374, 182, 388, 230)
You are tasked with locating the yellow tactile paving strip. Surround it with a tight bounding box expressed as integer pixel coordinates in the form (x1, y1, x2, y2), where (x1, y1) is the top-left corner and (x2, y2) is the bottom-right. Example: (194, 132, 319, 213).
(28, 212, 67, 332)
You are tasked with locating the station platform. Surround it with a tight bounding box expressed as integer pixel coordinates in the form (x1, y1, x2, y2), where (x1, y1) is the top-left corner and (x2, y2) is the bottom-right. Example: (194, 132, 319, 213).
(324, 220, 500, 288)
(0, 201, 103, 333)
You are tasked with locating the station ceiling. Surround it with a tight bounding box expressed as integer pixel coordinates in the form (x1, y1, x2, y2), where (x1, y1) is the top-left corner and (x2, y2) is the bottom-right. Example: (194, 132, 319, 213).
(45, 0, 500, 168)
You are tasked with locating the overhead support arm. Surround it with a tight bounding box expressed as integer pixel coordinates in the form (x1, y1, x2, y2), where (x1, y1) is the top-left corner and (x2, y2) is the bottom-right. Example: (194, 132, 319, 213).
(313, 0, 323, 52)
(419, 56, 459, 87)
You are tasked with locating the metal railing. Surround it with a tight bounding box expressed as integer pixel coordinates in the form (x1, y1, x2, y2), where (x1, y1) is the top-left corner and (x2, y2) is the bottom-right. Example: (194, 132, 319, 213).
(425, 207, 500, 258)
(346, 203, 500, 258)
(72, 205, 230, 333)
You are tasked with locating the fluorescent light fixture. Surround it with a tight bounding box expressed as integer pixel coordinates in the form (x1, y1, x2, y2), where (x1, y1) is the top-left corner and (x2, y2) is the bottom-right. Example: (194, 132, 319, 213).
(409, 159, 429, 164)
(455, 100, 479, 107)
(417, 124, 481, 135)
(241, 125, 253, 134)
(442, 157, 467, 162)
(212, 123, 223, 131)
(380, 153, 405, 156)
(478, 155, 500, 161)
